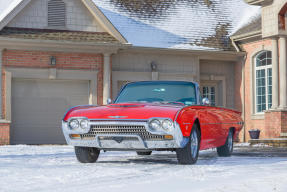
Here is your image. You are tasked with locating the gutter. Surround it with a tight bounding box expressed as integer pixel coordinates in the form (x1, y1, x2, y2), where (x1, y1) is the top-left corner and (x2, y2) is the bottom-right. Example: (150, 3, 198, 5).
(231, 37, 241, 52)
(231, 30, 262, 42)
(129, 46, 245, 56)
(242, 54, 247, 142)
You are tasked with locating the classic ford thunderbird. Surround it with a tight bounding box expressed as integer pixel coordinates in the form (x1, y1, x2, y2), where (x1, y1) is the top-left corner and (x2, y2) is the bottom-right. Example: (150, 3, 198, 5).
(62, 81, 243, 164)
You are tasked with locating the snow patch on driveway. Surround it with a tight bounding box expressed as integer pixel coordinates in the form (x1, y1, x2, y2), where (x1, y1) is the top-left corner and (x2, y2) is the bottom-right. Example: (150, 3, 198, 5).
(0, 145, 286, 192)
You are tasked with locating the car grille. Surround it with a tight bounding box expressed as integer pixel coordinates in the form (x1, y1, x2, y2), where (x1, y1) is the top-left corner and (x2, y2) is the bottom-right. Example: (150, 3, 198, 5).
(81, 124, 164, 140)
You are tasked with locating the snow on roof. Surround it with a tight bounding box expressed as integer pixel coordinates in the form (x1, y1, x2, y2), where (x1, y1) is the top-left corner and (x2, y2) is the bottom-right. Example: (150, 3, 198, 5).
(92, 0, 260, 51)
(232, 6, 261, 36)
(0, 0, 260, 51)
(0, 0, 23, 23)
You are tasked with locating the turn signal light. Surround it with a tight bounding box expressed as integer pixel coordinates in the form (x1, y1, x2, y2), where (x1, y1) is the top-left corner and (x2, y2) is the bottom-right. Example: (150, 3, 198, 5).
(164, 135, 173, 140)
(70, 134, 81, 139)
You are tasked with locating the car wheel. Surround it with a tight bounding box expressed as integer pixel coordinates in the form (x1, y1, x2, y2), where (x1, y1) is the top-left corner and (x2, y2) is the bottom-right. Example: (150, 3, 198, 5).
(217, 130, 234, 157)
(74, 146, 100, 163)
(176, 124, 200, 165)
(136, 151, 152, 156)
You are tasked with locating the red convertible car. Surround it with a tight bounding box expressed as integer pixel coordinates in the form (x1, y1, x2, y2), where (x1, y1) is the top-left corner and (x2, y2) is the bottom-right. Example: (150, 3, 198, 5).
(62, 81, 243, 164)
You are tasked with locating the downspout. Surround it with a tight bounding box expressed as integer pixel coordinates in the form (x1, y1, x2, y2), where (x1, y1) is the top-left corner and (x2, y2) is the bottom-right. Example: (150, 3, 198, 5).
(231, 38, 247, 142)
(0, 49, 2, 119)
(242, 55, 247, 142)
(231, 38, 241, 52)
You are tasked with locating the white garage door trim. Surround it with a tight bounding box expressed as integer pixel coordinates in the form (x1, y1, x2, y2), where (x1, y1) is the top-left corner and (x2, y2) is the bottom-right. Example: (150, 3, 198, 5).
(5, 68, 98, 121)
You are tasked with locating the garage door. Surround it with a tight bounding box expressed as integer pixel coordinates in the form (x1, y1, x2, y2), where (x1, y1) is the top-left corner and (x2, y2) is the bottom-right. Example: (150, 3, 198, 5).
(11, 79, 90, 144)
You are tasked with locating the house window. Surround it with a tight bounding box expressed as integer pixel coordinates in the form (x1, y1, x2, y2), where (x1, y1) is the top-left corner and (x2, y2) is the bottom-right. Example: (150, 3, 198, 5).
(48, 0, 66, 27)
(255, 51, 272, 113)
(202, 85, 216, 106)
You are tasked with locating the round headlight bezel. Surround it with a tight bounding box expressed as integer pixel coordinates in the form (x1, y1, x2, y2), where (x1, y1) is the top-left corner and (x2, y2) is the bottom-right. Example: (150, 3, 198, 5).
(149, 119, 162, 131)
(80, 119, 89, 129)
(162, 119, 174, 132)
(69, 119, 79, 130)
(148, 118, 174, 133)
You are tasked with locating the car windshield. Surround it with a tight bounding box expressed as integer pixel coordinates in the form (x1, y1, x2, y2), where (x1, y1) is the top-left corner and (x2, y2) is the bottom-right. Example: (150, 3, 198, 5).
(115, 81, 197, 105)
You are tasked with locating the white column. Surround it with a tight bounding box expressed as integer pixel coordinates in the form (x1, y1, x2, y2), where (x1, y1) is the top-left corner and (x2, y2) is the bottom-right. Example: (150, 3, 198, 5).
(279, 37, 287, 109)
(0, 49, 3, 118)
(151, 72, 159, 80)
(103, 53, 111, 105)
(272, 38, 279, 109)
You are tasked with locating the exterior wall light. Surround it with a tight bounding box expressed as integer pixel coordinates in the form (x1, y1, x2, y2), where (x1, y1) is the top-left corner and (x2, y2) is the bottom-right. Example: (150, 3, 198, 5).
(151, 61, 157, 72)
(50, 56, 56, 66)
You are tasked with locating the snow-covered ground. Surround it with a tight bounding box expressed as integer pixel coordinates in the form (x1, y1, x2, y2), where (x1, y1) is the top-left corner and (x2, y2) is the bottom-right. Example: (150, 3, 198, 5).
(0, 144, 287, 192)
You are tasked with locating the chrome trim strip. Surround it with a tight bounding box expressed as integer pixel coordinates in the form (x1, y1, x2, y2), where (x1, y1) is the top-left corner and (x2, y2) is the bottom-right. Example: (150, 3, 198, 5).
(174, 106, 186, 122)
(201, 122, 243, 125)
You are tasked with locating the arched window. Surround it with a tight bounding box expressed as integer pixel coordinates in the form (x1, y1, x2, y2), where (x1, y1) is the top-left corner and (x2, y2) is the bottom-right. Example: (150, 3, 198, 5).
(48, 0, 66, 27)
(255, 51, 272, 113)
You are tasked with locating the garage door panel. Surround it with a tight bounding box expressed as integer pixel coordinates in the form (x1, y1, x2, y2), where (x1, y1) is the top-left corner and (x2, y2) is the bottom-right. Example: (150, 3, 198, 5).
(11, 79, 90, 144)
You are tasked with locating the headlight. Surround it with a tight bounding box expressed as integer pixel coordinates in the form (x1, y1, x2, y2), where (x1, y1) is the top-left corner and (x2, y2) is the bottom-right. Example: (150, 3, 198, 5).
(149, 119, 161, 131)
(69, 119, 79, 129)
(162, 119, 174, 132)
(80, 119, 89, 129)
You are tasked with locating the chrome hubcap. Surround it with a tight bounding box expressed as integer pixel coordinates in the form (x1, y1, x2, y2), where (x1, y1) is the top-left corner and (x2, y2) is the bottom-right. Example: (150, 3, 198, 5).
(190, 130, 198, 158)
(228, 132, 233, 152)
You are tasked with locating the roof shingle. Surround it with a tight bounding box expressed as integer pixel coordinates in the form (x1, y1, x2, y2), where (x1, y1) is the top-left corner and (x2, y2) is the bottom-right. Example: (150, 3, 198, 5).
(93, 0, 260, 51)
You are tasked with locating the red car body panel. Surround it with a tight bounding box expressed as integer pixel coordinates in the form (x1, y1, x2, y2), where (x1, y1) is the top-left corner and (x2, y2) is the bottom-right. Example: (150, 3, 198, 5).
(64, 103, 243, 150)
(63, 103, 182, 121)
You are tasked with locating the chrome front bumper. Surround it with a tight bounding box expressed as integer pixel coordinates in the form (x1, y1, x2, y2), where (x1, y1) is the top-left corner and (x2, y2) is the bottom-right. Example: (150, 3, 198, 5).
(62, 120, 187, 150)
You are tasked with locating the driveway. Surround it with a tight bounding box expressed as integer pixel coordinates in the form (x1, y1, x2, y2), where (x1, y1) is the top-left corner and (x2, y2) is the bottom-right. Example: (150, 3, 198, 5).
(0, 144, 286, 192)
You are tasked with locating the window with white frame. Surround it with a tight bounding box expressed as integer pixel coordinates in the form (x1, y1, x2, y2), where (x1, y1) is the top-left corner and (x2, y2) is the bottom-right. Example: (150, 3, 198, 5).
(201, 85, 216, 106)
(255, 51, 272, 113)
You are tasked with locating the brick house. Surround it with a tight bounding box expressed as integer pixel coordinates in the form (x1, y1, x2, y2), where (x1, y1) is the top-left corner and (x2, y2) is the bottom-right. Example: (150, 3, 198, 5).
(0, 0, 283, 145)
(232, 0, 287, 141)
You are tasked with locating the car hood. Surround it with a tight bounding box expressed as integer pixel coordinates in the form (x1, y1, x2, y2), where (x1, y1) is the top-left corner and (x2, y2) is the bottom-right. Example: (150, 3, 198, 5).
(63, 103, 183, 121)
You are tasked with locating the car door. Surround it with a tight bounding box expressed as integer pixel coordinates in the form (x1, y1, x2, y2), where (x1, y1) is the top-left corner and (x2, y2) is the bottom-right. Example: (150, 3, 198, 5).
(199, 106, 222, 149)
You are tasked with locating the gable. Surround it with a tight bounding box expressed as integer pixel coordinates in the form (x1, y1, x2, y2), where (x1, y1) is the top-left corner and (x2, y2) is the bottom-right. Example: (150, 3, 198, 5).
(7, 0, 106, 33)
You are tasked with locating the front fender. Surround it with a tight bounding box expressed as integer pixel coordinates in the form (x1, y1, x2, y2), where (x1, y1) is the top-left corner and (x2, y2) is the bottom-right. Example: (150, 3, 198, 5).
(175, 107, 199, 137)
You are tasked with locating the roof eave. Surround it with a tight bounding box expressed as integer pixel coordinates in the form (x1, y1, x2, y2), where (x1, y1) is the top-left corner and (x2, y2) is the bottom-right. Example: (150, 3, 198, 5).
(0, 37, 131, 53)
(0, 0, 32, 31)
(123, 46, 245, 61)
(81, 0, 128, 44)
(231, 30, 262, 42)
(244, 0, 272, 6)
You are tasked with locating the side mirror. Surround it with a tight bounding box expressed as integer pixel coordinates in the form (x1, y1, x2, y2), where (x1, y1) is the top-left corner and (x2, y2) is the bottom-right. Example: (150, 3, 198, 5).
(202, 97, 210, 106)
(107, 98, 112, 104)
